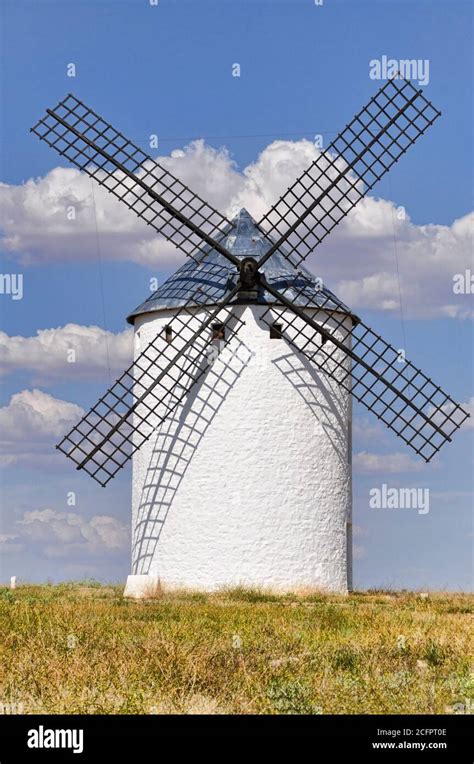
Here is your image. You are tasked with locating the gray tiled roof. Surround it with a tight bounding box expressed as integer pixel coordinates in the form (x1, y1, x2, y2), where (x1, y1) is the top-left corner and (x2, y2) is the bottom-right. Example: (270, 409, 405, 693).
(127, 208, 351, 323)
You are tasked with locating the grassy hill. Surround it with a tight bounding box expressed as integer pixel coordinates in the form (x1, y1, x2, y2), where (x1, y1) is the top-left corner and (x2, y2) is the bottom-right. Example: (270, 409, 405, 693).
(0, 584, 472, 715)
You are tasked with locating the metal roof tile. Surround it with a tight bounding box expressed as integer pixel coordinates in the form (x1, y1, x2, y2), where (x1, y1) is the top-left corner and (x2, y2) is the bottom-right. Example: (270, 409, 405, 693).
(127, 208, 351, 323)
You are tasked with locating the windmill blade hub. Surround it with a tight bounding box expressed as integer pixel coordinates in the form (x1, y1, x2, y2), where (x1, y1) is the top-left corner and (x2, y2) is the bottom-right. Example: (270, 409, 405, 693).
(239, 256, 260, 288)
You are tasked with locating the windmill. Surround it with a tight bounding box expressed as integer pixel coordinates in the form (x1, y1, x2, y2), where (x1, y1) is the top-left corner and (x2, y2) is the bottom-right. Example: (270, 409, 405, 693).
(31, 78, 469, 596)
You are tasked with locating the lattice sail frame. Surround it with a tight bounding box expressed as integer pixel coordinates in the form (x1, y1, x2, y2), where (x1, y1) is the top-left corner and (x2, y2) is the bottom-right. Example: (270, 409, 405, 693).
(257, 77, 441, 268)
(30, 94, 232, 264)
(259, 281, 469, 462)
(29, 78, 469, 480)
(56, 288, 244, 486)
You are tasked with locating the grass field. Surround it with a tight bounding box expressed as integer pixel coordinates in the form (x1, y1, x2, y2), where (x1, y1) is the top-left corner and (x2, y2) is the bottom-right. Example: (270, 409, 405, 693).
(0, 584, 472, 715)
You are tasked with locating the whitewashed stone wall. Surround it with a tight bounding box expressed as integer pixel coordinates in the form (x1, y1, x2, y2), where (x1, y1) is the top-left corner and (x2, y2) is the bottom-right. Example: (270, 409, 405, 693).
(125, 303, 352, 596)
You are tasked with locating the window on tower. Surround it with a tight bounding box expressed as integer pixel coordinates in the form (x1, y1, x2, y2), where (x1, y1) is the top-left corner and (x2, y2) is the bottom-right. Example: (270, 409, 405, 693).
(212, 323, 225, 341)
(164, 325, 173, 344)
(270, 322, 283, 339)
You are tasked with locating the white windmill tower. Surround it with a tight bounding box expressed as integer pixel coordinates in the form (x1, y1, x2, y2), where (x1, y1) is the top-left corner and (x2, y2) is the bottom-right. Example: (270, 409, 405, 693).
(31, 79, 469, 597)
(125, 207, 354, 595)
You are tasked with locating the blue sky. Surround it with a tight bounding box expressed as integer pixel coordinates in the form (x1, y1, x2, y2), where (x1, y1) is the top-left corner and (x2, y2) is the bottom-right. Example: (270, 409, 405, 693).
(0, 0, 472, 590)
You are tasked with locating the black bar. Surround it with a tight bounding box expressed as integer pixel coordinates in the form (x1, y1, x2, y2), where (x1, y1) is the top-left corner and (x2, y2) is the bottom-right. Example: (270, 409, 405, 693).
(0, 713, 471, 757)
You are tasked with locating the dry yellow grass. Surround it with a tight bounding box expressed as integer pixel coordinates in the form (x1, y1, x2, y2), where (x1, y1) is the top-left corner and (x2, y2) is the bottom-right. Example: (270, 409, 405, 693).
(0, 584, 472, 715)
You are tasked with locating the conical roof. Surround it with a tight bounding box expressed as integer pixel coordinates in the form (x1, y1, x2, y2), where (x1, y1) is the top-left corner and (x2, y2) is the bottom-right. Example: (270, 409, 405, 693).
(127, 208, 350, 323)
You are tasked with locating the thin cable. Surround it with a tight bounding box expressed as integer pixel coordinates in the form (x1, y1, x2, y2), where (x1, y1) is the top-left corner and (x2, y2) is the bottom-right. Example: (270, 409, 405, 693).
(146, 130, 339, 143)
(388, 175, 408, 359)
(88, 148, 112, 384)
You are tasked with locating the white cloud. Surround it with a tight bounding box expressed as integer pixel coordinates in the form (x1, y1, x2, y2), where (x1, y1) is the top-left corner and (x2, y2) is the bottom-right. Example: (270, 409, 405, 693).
(1, 138, 472, 318)
(231, 138, 335, 220)
(0, 142, 244, 268)
(352, 524, 368, 559)
(447, 396, 473, 430)
(352, 524, 368, 538)
(353, 450, 427, 474)
(460, 397, 474, 429)
(428, 395, 473, 433)
(353, 416, 389, 444)
(353, 545, 367, 560)
(16, 508, 129, 558)
(0, 389, 83, 468)
(0, 324, 132, 381)
(330, 200, 474, 320)
(0, 533, 23, 554)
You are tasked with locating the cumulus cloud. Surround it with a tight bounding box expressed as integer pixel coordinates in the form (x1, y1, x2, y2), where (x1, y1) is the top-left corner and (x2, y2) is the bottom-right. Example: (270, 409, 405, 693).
(0, 389, 83, 468)
(353, 451, 428, 474)
(351, 524, 368, 560)
(440, 396, 474, 430)
(1, 138, 472, 318)
(0, 139, 350, 268)
(0, 141, 245, 268)
(353, 545, 367, 560)
(0, 324, 132, 381)
(331, 201, 474, 320)
(0, 533, 23, 554)
(353, 416, 389, 445)
(460, 397, 474, 428)
(16, 508, 129, 558)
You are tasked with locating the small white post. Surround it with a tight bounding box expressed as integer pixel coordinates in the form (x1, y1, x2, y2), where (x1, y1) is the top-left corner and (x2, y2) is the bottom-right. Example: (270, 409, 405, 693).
(10, 576, 16, 590)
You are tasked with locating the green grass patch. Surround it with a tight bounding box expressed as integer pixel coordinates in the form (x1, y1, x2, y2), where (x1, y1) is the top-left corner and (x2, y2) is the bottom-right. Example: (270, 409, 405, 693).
(0, 585, 471, 715)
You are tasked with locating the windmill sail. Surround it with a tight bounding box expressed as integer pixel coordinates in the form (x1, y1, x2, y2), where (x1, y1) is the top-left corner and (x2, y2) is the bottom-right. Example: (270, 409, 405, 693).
(260, 278, 469, 462)
(56, 287, 243, 486)
(30, 94, 237, 265)
(31, 79, 468, 483)
(257, 78, 441, 269)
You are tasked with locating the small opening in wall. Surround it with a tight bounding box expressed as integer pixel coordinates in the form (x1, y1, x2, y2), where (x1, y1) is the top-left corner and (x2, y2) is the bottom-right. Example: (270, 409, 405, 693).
(270, 322, 283, 339)
(165, 325, 173, 344)
(212, 323, 225, 341)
